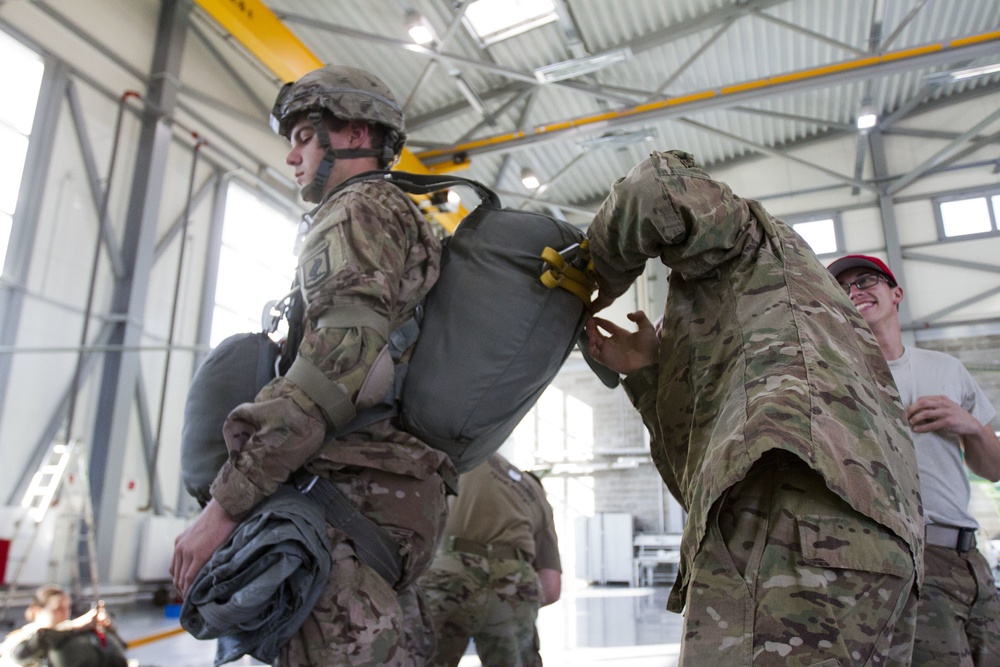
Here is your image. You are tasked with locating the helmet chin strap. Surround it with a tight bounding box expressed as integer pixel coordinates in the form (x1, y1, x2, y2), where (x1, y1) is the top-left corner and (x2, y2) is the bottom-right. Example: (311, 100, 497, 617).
(302, 111, 383, 204)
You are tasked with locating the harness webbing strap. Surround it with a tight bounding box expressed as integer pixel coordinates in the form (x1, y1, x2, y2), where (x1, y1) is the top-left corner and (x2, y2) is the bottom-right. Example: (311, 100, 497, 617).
(291, 472, 403, 587)
(316, 305, 390, 341)
(284, 356, 357, 429)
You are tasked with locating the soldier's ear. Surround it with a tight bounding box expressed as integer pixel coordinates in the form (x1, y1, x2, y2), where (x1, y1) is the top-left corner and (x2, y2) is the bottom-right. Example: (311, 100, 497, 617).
(346, 121, 370, 149)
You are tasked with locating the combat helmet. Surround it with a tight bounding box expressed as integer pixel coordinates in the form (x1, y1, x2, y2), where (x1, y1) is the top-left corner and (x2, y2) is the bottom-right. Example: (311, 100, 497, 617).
(270, 65, 406, 202)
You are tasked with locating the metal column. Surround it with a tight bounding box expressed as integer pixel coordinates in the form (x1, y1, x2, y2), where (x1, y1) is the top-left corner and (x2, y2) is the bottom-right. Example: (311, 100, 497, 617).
(868, 129, 915, 346)
(87, 0, 190, 582)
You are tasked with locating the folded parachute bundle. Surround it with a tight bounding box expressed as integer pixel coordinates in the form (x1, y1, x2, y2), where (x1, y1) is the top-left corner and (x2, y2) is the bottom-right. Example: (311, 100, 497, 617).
(179, 484, 331, 666)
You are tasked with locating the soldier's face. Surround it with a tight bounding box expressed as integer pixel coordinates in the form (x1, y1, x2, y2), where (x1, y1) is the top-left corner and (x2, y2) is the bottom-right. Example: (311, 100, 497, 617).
(285, 117, 357, 195)
(37, 594, 71, 627)
(836, 267, 903, 328)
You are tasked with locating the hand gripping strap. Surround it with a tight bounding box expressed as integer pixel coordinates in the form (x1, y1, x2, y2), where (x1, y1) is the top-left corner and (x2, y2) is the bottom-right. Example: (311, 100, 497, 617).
(284, 356, 356, 429)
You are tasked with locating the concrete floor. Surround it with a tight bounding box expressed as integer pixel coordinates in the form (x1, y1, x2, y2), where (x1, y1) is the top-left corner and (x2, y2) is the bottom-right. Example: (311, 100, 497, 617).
(108, 583, 682, 667)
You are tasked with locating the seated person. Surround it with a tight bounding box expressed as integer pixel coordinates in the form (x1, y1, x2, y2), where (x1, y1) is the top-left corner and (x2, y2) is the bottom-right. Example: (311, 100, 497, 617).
(0, 585, 128, 667)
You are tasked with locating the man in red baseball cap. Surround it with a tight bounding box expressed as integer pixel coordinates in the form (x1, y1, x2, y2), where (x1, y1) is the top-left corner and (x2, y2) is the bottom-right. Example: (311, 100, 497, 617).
(828, 254, 1000, 665)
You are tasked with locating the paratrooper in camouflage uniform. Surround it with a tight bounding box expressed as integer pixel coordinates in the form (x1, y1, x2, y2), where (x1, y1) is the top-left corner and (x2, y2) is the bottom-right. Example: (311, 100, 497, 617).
(584, 150, 924, 666)
(171, 66, 456, 667)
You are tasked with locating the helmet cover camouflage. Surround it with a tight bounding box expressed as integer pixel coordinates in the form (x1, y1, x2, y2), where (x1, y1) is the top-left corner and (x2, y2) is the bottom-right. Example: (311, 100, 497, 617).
(270, 65, 406, 153)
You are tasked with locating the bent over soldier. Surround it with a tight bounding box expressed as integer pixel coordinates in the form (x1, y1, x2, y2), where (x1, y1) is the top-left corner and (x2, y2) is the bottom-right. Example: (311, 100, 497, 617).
(585, 151, 924, 666)
(171, 66, 456, 666)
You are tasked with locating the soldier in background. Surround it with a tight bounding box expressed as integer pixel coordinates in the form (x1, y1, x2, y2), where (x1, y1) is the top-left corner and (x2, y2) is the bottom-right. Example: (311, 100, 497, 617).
(419, 453, 561, 667)
(170, 66, 456, 666)
(0, 585, 127, 667)
(584, 151, 923, 666)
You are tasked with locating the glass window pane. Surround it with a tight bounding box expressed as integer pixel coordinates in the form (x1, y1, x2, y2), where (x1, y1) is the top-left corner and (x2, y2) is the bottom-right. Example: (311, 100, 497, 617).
(210, 183, 298, 347)
(792, 218, 838, 255)
(941, 197, 991, 237)
(0, 212, 11, 274)
(465, 0, 557, 43)
(0, 31, 44, 134)
(991, 196, 1000, 230)
(0, 126, 28, 214)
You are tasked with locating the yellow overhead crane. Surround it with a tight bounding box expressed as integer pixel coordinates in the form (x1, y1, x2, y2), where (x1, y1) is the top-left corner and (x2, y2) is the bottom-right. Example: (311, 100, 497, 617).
(191, 0, 467, 232)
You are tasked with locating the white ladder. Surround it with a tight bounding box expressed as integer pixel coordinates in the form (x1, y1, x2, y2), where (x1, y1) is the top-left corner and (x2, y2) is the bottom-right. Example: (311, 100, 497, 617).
(1, 440, 99, 619)
(22, 440, 76, 522)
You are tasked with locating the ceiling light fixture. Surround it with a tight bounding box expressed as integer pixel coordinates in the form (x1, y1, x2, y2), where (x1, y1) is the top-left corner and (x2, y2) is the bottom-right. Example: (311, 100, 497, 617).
(521, 167, 540, 190)
(406, 10, 436, 45)
(577, 127, 659, 150)
(925, 61, 1000, 85)
(856, 104, 878, 130)
(450, 70, 488, 116)
(533, 47, 632, 83)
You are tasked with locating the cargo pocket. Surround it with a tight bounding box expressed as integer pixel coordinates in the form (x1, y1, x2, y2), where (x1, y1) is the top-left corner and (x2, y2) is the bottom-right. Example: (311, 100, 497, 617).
(797, 514, 912, 579)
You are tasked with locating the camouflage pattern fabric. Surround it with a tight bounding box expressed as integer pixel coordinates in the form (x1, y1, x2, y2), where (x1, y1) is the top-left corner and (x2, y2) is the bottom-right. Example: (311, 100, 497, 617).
(274, 449, 450, 667)
(419, 551, 541, 667)
(590, 151, 923, 619)
(276, 537, 424, 667)
(271, 65, 406, 140)
(911, 544, 1000, 665)
(212, 178, 453, 517)
(210, 179, 454, 664)
(681, 450, 917, 666)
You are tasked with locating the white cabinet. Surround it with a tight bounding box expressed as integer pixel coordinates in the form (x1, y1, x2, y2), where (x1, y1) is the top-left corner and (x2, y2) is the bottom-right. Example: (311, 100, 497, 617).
(575, 513, 633, 584)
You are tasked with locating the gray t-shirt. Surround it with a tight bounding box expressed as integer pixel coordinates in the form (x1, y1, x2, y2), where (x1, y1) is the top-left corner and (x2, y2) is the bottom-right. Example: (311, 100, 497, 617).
(888, 346, 997, 529)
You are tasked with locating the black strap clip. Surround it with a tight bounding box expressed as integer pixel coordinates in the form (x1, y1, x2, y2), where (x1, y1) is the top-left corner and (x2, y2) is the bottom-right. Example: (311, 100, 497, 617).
(957, 527, 977, 553)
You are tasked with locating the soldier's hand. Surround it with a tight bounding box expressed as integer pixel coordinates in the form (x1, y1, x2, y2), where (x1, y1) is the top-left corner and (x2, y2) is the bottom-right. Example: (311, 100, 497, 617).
(906, 395, 981, 437)
(170, 499, 238, 598)
(585, 311, 658, 375)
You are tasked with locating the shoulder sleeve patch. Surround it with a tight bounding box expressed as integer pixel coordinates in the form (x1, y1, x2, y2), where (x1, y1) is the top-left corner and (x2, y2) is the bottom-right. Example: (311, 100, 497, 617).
(298, 242, 331, 290)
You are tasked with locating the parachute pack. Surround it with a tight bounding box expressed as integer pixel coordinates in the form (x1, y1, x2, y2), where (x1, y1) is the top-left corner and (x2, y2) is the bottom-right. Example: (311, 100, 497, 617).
(181, 171, 616, 504)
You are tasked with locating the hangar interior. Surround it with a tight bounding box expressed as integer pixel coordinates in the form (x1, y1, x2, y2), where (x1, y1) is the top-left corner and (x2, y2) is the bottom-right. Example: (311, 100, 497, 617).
(1, 0, 1000, 663)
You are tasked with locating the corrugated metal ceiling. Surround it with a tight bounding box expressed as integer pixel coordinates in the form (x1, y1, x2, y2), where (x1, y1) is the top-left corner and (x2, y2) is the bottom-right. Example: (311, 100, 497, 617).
(255, 0, 1000, 219)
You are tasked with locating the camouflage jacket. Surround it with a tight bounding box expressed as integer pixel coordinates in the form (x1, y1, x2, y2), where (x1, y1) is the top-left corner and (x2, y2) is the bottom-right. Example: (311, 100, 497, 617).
(587, 150, 923, 609)
(211, 179, 454, 518)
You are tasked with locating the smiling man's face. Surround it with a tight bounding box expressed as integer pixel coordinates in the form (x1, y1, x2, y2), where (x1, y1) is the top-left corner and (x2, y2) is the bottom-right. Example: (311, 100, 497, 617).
(836, 266, 904, 329)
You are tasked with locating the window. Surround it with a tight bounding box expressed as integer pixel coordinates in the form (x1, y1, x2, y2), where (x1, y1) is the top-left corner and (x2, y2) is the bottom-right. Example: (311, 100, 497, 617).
(210, 183, 299, 347)
(789, 216, 841, 256)
(510, 385, 594, 465)
(937, 193, 998, 238)
(0, 31, 45, 274)
(464, 0, 558, 45)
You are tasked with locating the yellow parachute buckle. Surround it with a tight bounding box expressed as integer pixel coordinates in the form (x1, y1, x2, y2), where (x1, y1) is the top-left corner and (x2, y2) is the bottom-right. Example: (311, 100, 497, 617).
(540, 240, 596, 306)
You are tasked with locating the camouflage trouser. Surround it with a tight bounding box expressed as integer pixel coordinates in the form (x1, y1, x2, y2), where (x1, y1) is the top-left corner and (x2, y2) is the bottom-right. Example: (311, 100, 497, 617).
(419, 550, 541, 667)
(276, 468, 449, 667)
(911, 543, 1000, 665)
(681, 452, 918, 666)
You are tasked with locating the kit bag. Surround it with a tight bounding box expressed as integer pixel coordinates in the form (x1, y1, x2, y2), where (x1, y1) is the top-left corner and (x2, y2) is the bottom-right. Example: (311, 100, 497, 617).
(382, 171, 593, 472)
